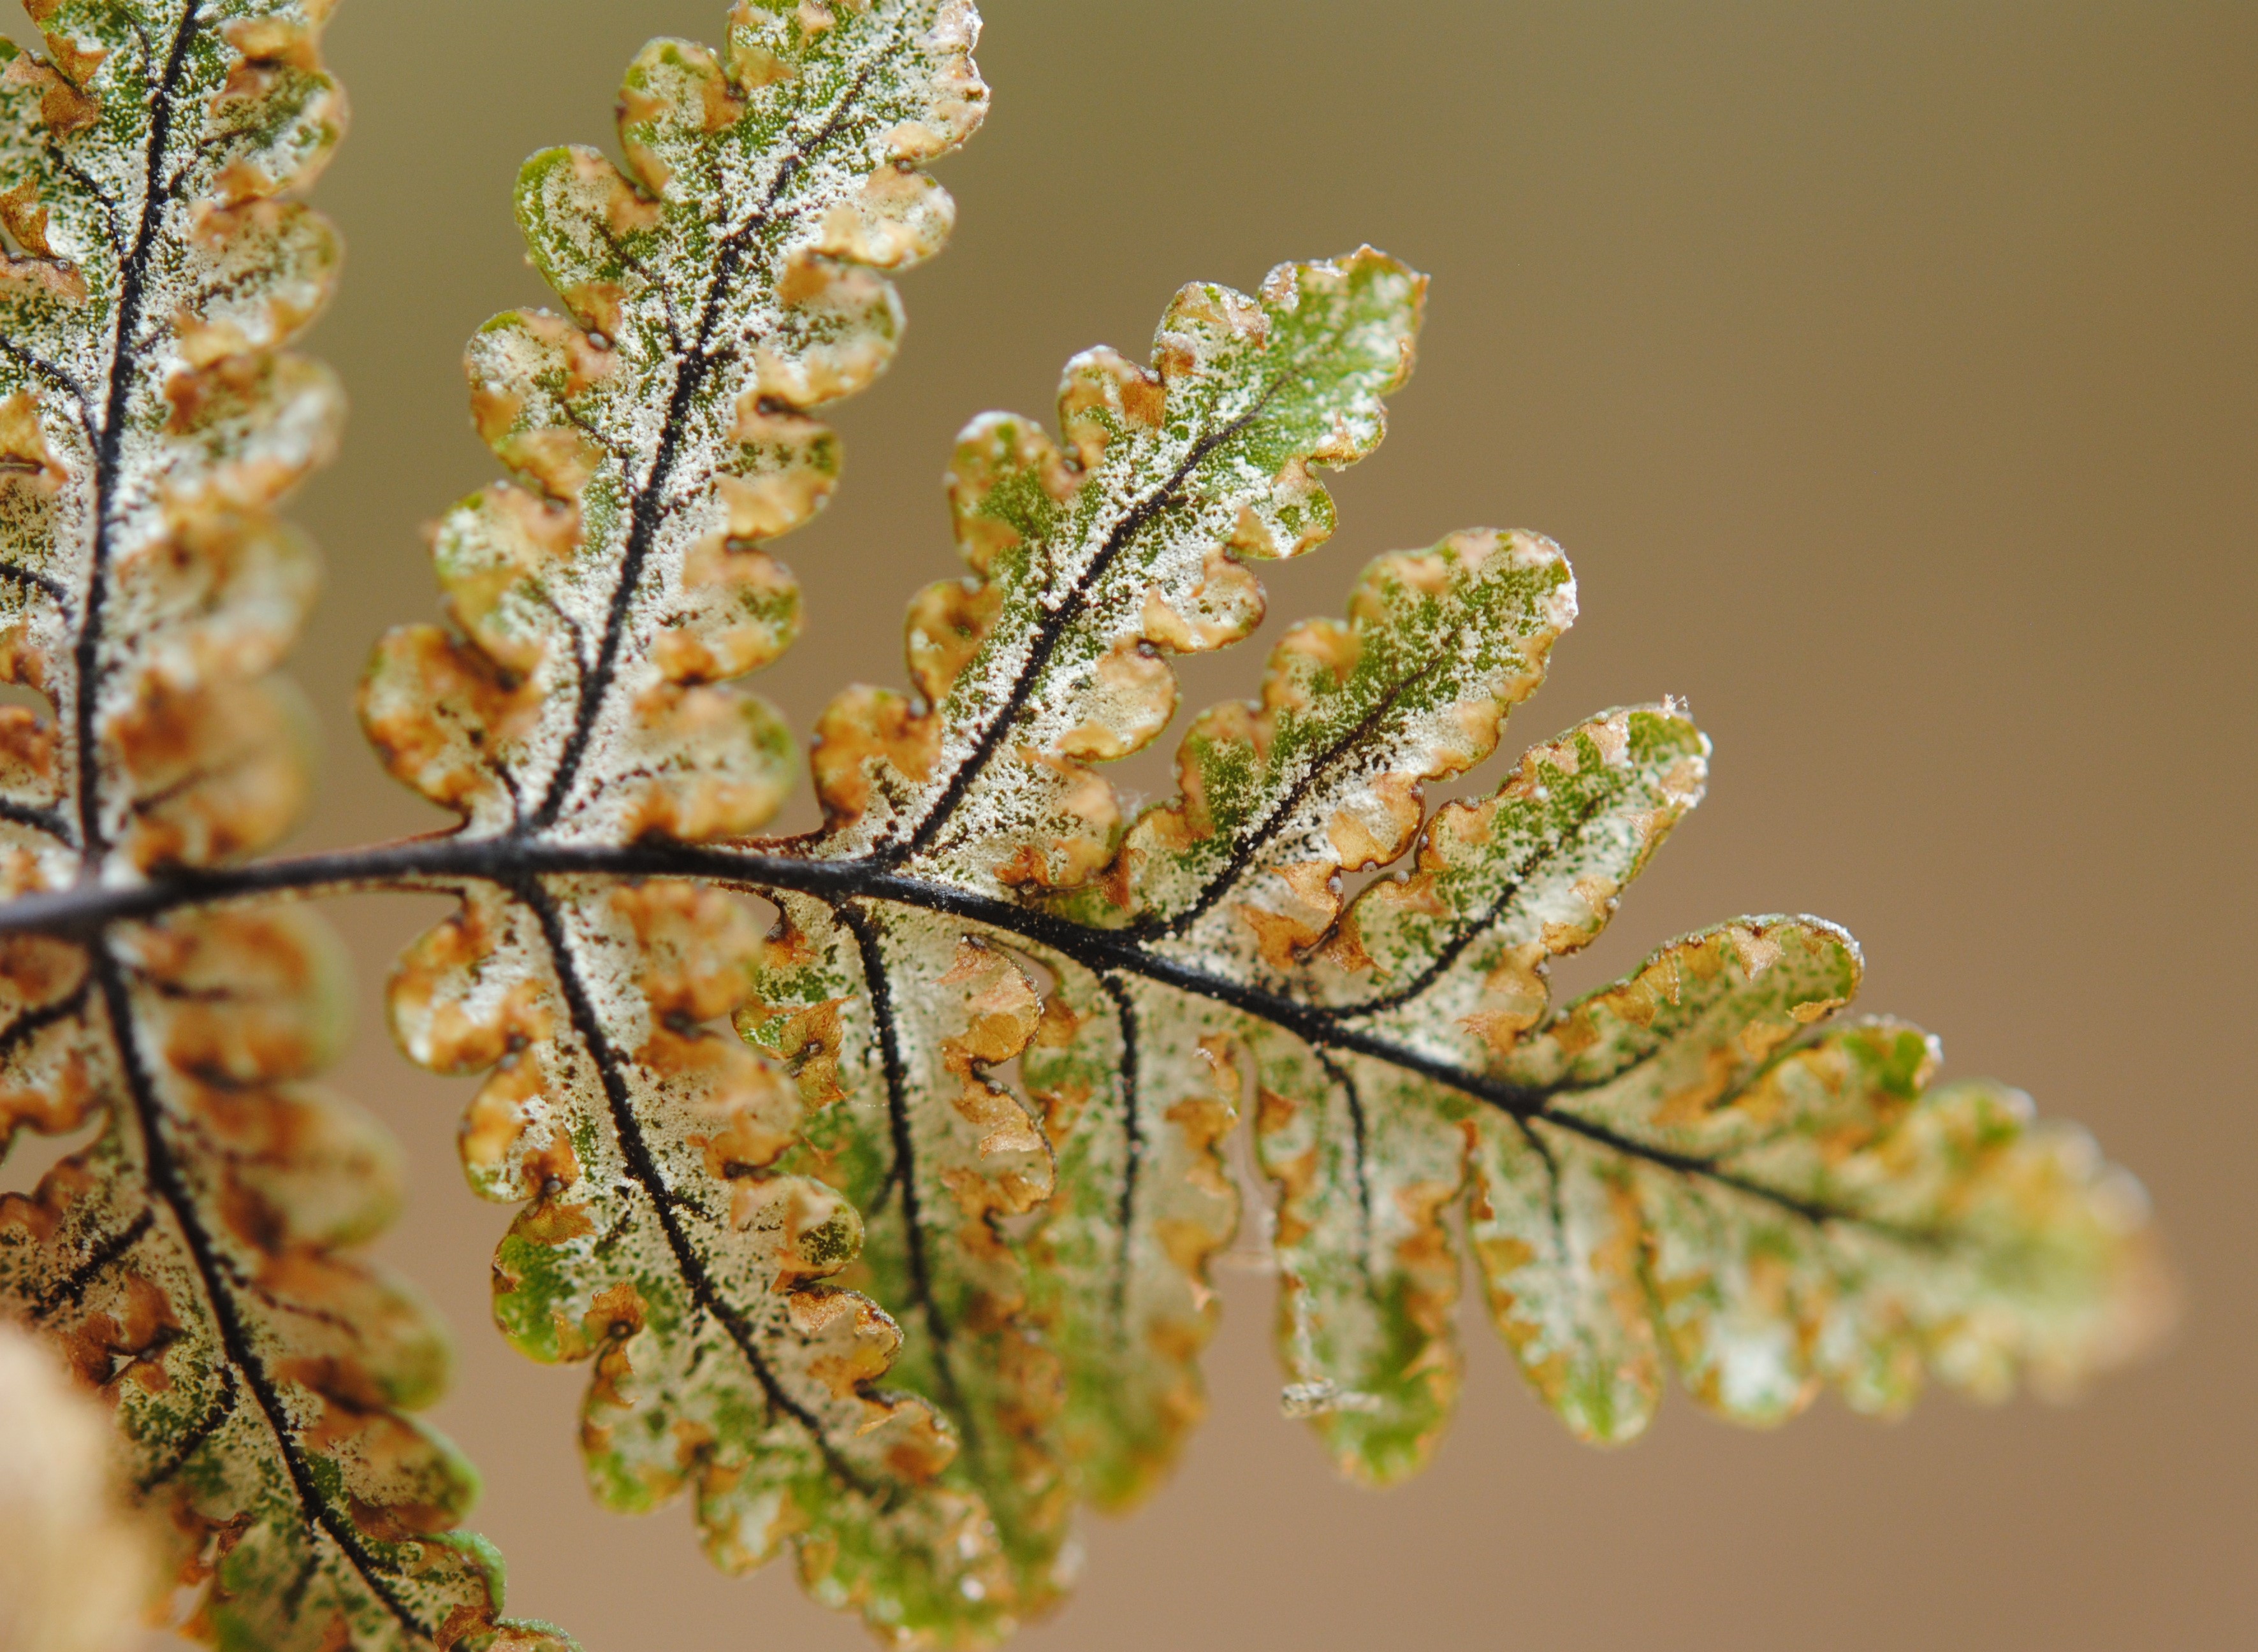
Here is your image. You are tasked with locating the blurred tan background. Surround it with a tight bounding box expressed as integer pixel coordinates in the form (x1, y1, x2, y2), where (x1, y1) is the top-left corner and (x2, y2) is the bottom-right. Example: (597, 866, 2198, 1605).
(16, 0, 2250, 1645)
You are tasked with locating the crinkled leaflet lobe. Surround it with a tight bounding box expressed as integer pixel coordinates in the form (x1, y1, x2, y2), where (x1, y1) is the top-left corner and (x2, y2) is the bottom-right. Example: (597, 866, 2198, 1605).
(361, 0, 987, 848)
(0, 3, 563, 1648)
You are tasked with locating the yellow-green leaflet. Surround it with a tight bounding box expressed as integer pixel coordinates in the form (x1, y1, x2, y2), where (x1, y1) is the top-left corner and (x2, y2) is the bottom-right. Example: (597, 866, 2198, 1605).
(364, 0, 984, 848)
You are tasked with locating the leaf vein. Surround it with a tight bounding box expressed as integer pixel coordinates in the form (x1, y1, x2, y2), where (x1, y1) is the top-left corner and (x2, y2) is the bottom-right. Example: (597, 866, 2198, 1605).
(93, 941, 430, 1639)
(890, 394, 1279, 863)
(72, 1, 204, 864)
(513, 875, 879, 1496)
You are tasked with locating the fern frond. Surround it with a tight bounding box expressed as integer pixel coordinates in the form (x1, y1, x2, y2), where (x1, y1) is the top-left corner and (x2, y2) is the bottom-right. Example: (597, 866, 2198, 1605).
(390, 878, 1023, 1635)
(0, 5, 562, 1646)
(3, 909, 568, 1649)
(0, 2, 2163, 1647)
(360, 231, 2158, 1645)
(812, 246, 1424, 891)
(0, 0, 338, 880)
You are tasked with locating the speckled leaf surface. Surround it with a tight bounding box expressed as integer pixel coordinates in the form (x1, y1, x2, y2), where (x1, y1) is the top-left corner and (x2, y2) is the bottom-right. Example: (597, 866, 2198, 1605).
(810, 247, 1425, 893)
(1071, 526, 1575, 967)
(361, 0, 984, 847)
(1248, 1034, 1468, 1486)
(736, 893, 1072, 1629)
(390, 876, 1025, 1641)
(1313, 703, 1710, 1048)
(1017, 964, 1239, 1512)
(0, 5, 557, 1646)
(0, 903, 562, 1649)
(0, 0, 340, 888)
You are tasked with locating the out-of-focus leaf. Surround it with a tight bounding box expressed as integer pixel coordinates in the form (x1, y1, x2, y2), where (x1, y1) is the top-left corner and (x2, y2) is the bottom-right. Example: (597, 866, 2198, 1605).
(0, 1318, 150, 1652)
(1017, 965, 1238, 1512)
(1, 906, 565, 1649)
(0, 5, 558, 1646)
(738, 895, 1072, 1623)
(1473, 924, 2166, 1433)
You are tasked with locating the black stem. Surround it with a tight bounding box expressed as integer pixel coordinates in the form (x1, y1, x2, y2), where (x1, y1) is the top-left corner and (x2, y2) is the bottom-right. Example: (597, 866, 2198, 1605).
(0, 831, 1851, 1231)
(25, 1206, 152, 1323)
(0, 562, 73, 605)
(0, 335, 93, 445)
(1515, 1114, 1570, 1256)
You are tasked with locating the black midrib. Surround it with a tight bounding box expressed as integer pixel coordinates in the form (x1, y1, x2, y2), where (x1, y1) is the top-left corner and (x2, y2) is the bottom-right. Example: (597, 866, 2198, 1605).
(94, 943, 429, 1639)
(135, 1365, 240, 1494)
(1511, 1113, 1571, 1261)
(1095, 972, 1142, 1330)
(25, 1205, 151, 1323)
(1138, 647, 1453, 942)
(513, 876, 876, 1497)
(1, 833, 1884, 1238)
(1315, 1049, 1376, 1254)
(889, 393, 1278, 865)
(73, 5, 203, 865)
(838, 898, 973, 1433)
(527, 61, 878, 833)
(1337, 779, 1628, 1021)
